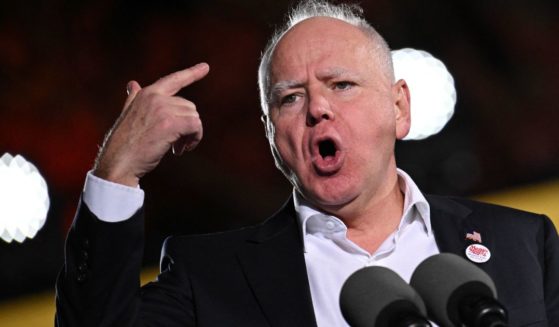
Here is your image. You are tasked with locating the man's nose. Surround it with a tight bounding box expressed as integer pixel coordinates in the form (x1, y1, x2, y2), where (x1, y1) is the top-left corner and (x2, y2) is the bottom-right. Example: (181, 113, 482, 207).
(306, 93, 334, 126)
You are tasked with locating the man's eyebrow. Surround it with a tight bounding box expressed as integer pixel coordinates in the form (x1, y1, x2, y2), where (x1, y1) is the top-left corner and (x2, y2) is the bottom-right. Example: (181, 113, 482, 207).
(269, 80, 304, 100)
(316, 67, 354, 80)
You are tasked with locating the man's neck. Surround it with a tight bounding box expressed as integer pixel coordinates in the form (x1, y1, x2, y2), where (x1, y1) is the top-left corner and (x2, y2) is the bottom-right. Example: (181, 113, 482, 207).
(345, 181, 404, 254)
(322, 173, 405, 254)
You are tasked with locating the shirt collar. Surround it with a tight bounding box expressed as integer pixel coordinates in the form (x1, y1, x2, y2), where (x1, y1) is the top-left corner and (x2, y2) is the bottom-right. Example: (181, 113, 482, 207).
(294, 169, 432, 251)
(397, 169, 431, 236)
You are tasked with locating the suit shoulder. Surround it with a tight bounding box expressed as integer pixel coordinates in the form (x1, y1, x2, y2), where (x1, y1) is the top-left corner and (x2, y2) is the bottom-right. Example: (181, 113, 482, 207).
(427, 194, 548, 224)
(162, 197, 296, 254)
(162, 224, 259, 253)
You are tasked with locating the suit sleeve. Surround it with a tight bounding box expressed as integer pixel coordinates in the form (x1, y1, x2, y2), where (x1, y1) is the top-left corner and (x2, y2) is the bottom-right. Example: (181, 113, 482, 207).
(139, 237, 196, 325)
(55, 198, 195, 327)
(543, 216, 559, 324)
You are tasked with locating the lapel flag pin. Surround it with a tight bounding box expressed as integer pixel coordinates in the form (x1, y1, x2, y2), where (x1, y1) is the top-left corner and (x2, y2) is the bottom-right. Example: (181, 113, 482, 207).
(466, 231, 482, 243)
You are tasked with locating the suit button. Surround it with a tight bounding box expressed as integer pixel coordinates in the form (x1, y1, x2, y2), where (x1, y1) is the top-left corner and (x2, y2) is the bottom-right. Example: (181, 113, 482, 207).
(81, 250, 88, 261)
(82, 238, 89, 249)
(78, 262, 88, 273)
(76, 273, 87, 283)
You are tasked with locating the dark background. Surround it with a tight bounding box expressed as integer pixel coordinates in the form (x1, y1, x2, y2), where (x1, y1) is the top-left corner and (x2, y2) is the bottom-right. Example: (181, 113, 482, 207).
(1, 0, 558, 301)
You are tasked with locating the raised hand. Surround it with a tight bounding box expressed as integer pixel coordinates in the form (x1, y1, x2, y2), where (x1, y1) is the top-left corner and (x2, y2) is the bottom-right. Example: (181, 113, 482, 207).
(93, 63, 210, 187)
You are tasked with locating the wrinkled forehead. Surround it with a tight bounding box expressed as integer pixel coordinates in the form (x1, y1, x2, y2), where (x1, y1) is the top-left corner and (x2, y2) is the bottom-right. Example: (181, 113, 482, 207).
(269, 17, 378, 80)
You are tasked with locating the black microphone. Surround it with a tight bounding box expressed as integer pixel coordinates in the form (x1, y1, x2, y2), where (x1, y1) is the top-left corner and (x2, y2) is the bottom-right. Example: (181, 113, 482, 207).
(340, 266, 432, 327)
(410, 253, 508, 327)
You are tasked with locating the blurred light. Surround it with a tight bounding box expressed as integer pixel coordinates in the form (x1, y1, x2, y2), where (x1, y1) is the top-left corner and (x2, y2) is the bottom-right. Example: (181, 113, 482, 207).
(392, 48, 456, 140)
(0, 153, 49, 243)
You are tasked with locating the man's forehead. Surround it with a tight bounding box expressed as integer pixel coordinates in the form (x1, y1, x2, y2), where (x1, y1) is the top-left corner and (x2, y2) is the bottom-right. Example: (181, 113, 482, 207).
(269, 17, 374, 69)
(269, 40, 374, 86)
(264, 16, 391, 98)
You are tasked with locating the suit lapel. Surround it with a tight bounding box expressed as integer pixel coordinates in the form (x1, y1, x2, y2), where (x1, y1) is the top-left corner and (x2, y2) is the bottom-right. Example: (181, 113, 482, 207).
(237, 199, 317, 327)
(428, 195, 497, 271)
(428, 195, 472, 255)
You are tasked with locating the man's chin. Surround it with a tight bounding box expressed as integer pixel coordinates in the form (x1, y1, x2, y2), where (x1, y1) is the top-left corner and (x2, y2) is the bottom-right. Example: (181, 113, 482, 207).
(299, 188, 356, 213)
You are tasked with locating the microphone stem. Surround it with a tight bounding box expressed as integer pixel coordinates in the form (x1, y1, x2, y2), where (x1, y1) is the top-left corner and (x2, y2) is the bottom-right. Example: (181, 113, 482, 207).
(479, 313, 508, 327)
(460, 297, 508, 327)
(394, 313, 432, 327)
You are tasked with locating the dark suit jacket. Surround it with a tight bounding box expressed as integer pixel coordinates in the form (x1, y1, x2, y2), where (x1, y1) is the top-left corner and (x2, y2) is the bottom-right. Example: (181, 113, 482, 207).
(56, 195, 559, 327)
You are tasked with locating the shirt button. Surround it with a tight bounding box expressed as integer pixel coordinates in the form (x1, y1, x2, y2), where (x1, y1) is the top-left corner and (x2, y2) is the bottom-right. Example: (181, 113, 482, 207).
(326, 221, 335, 229)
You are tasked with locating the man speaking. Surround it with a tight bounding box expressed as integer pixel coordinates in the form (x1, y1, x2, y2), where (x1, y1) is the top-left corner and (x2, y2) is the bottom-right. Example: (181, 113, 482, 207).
(56, 1, 559, 326)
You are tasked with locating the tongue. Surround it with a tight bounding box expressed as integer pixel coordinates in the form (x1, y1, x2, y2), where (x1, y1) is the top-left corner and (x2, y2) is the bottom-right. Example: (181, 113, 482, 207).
(313, 148, 343, 175)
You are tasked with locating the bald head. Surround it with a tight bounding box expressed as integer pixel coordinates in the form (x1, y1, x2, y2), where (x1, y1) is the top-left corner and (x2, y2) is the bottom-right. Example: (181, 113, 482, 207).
(269, 17, 392, 105)
(258, 0, 394, 115)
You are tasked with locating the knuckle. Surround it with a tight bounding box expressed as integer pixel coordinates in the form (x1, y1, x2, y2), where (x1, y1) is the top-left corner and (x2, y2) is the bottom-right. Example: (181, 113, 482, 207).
(184, 100, 196, 110)
(191, 117, 203, 130)
(176, 98, 196, 112)
(180, 116, 201, 133)
(189, 110, 200, 119)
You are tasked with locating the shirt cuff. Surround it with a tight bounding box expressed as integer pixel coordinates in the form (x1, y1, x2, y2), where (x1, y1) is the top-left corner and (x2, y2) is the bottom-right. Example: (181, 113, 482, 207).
(82, 170, 145, 222)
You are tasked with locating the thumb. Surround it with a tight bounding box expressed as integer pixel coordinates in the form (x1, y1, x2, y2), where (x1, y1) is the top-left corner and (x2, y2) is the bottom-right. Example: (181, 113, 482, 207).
(123, 80, 142, 111)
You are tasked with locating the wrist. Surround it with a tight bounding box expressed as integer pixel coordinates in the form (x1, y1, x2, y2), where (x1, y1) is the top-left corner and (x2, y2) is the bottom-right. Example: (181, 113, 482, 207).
(92, 164, 140, 188)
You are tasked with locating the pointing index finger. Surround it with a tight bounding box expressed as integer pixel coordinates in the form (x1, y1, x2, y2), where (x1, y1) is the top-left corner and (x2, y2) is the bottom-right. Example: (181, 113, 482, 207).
(153, 63, 210, 95)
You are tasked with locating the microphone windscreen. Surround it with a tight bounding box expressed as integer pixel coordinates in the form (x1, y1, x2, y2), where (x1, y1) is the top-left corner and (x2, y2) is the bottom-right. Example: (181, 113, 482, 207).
(410, 253, 497, 326)
(340, 266, 427, 327)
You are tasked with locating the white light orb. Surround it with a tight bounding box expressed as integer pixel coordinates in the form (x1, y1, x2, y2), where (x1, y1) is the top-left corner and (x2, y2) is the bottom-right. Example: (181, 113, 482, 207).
(0, 153, 50, 243)
(392, 48, 456, 140)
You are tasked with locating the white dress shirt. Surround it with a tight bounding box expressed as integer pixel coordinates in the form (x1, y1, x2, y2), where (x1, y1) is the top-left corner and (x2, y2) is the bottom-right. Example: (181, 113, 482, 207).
(83, 171, 144, 222)
(82, 169, 439, 326)
(295, 169, 439, 326)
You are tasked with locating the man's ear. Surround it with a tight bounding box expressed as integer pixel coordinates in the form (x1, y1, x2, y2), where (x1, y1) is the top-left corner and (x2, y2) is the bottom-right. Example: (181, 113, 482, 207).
(261, 114, 274, 140)
(261, 113, 289, 175)
(393, 79, 411, 140)
(261, 114, 268, 138)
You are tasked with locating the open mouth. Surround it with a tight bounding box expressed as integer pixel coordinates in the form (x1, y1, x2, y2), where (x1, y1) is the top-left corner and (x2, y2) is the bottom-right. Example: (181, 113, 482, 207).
(319, 139, 337, 159)
(312, 137, 344, 175)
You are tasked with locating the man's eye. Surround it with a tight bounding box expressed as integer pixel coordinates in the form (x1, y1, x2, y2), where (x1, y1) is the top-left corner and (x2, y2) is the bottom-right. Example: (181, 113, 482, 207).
(334, 81, 354, 90)
(280, 94, 298, 105)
